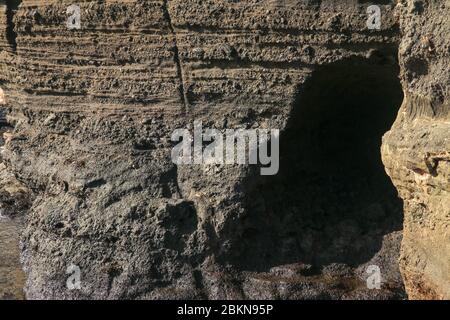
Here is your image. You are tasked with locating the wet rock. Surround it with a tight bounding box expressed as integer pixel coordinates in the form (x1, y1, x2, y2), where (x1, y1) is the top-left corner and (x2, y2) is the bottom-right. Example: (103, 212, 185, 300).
(0, 163, 31, 217)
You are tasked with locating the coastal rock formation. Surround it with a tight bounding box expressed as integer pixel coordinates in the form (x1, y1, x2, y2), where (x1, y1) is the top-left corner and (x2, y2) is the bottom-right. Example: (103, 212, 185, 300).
(382, 0, 450, 299)
(0, 0, 447, 300)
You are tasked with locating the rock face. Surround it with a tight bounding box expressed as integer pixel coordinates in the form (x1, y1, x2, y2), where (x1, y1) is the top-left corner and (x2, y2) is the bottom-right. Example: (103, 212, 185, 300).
(382, 0, 450, 299)
(0, 0, 447, 300)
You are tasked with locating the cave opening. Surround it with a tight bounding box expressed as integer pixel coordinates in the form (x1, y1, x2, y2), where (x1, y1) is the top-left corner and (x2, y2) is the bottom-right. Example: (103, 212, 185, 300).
(235, 54, 404, 275)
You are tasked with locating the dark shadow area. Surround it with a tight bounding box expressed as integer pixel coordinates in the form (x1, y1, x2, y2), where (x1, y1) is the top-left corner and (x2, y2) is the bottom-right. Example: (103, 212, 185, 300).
(4, 0, 21, 51)
(233, 54, 404, 272)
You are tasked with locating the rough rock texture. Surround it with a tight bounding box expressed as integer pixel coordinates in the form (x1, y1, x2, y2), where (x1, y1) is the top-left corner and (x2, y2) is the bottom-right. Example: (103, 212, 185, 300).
(0, 212, 26, 300)
(0, 0, 447, 300)
(382, 0, 450, 300)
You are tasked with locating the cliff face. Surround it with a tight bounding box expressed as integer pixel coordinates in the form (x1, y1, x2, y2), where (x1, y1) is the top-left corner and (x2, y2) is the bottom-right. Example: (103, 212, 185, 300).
(382, 0, 450, 299)
(0, 0, 447, 300)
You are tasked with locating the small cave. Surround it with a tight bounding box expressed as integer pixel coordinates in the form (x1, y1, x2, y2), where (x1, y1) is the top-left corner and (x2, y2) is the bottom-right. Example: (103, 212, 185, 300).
(233, 54, 404, 274)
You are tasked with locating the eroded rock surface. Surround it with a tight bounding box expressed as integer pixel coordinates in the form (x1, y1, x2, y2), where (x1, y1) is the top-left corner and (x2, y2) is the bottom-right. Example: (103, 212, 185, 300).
(0, 0, 447, 300)
(382, 0, 450, 299)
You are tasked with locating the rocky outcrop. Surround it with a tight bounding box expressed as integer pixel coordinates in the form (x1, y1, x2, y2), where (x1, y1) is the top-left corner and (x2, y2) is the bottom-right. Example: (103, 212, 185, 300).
(382, 0, 449, 299)
(0, 0, 447, 300)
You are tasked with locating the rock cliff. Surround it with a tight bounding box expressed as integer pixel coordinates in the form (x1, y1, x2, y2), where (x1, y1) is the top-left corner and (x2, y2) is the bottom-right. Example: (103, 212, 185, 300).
(0, 0, 447, 300)
(382, 0, 449, 299)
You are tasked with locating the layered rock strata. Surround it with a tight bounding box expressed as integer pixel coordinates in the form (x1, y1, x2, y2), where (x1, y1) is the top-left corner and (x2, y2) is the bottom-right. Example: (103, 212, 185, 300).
(0, 0, 447, 300)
